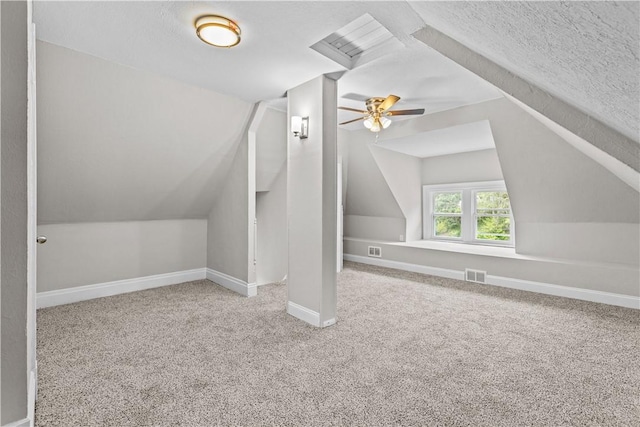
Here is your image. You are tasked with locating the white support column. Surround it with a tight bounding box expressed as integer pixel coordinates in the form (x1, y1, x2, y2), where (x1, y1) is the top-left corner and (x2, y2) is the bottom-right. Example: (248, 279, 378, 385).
(286, 75, 338, 328)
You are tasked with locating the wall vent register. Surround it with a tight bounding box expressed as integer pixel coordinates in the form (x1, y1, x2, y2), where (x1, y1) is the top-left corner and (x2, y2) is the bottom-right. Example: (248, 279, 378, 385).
(368, 246, 382, 257)
(465, 269, 487, 284)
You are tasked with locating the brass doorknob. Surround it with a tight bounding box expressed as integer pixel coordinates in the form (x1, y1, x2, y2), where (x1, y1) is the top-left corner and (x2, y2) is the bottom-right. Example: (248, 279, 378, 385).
(36, 236, 47, 244)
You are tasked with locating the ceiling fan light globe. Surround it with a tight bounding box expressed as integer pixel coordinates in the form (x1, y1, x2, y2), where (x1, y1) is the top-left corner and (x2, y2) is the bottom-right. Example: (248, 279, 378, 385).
(363, 117, 374, 129)
(380, 117, 391, 129)
(370, 121, 381, 132)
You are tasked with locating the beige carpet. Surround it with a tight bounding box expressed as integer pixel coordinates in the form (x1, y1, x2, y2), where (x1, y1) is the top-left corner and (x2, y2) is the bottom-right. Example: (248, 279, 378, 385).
(36, 261, 639, 426)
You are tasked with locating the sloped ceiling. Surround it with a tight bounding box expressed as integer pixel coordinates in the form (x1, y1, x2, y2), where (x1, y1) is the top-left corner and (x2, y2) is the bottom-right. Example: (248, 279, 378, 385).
(35, 1, 635, 139)
(37, 42, 253, 223)
(408, 1, 639, 141)
(34, 1, 502, 123)
(33, 1, 638, 224)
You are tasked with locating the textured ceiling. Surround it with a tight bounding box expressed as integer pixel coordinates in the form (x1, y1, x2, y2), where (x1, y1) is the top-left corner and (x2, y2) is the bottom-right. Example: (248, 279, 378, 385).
(34, 1, 637, 140)
(33, 1, 501, 121)
(32, 1, 638, 224)
(33, 1, 423, 102)
(409, 1, 639, 141)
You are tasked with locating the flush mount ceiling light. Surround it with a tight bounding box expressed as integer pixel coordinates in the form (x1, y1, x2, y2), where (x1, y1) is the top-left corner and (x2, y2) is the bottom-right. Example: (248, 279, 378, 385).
(195, 15, 241, 48)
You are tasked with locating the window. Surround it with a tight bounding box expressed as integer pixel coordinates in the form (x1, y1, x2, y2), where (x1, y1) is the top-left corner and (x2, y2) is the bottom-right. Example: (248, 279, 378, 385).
(433, 192, 462, 239)
(423, 181, 514, 246)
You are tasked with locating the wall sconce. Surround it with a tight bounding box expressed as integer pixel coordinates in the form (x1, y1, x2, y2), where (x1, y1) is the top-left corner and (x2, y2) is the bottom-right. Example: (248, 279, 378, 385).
(291, 116, 309, 139)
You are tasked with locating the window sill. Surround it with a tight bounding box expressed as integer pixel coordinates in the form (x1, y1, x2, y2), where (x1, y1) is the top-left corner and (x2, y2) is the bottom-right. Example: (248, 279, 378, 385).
(344, 237, 519, 259)
(343, 237, 639, 269)
(399, 239, 518, 257)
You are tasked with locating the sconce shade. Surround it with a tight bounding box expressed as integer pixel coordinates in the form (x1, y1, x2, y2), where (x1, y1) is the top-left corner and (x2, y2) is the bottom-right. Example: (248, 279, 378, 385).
(291, 116, 302, 134)
(291, 116, 309, 139)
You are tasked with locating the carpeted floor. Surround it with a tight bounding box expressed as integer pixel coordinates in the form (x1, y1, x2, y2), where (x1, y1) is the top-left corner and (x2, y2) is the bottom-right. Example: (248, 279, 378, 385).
(36, 261, 639, 426)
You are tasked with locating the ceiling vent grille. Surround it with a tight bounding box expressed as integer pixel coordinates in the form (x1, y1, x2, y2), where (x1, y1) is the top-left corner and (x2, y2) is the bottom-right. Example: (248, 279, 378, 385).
(310, 14, 404, 70)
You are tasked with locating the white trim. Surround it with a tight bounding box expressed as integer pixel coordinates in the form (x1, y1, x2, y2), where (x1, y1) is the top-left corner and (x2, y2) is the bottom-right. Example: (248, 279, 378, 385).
(26, 13, 38, 426)
(36, 269, 207, 309)
(322, 318, 337, 327)
(486, 276, 639, 309)
(423, 181, 515, 247)
(344, 254, 639, 309)
(4, 418, 31, 427)
(27, 366, 36, 427)
(206, 268, 257, 297)
(287, 301, 321, 327)
(422, 180, 505, 192)
(344, 254, 464, 280)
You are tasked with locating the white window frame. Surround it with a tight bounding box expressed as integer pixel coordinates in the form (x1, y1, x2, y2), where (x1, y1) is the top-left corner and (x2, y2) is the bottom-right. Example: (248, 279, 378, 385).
(422, 180, 515, 247)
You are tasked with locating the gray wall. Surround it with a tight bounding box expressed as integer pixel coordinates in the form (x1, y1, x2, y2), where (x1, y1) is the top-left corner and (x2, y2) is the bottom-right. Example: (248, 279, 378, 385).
(422, 149, 503, 184)
(255, 108, 287, 286)
(343, 98, 639, 295)
(36, 41, 252, 224)
(207, 115, 253, 282)
(287, 75, 337, 323)
(256, 108, 287, 192)
(37, 220, 207, 292)
(371, 98, 638, 263)
(344, 215, 405, 242)
(370, 146, 422, 241)
(343, 134, 403, 219)
(256, 166, 287, 285)
(344, 239, 639, 297)
(1, 1, 28, 423)
(341, 130, 405, 243)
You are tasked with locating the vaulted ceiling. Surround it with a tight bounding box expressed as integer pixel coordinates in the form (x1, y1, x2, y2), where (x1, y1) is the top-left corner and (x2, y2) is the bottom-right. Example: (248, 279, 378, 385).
(33, 1, 638, 223)
(35, 1, 638, 139)
(409, 1, 639, 141)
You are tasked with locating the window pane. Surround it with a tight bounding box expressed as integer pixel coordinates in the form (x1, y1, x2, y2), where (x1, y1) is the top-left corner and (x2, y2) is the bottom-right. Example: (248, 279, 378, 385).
(476, 216, 510, 241)
(433, 192, 462, 214)
(476, 191, 511, 215)
(434, 216, 461, 238)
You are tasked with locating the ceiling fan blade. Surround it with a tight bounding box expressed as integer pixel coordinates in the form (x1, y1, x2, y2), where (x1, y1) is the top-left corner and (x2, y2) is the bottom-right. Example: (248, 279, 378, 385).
(338, 106, 368, 114)
(386, 108, 425, 116)
(341, 93, 370, 102)
(339, 117, 366, 125)
(378, 95, 400, 112)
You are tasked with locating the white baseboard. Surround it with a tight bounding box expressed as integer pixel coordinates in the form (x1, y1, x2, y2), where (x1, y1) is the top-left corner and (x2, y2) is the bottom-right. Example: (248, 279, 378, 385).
(286, 301, 335, 327)
(206, 268, 256, 297)
(4, 417, 30, 427)
(287, 301, 321, 327)
(36, 268, 207, 309)
(487, 275, 639, 309)
(344, 254, 639, 309)
(27, 366, 36, 427)
(344, 254, 464, 281)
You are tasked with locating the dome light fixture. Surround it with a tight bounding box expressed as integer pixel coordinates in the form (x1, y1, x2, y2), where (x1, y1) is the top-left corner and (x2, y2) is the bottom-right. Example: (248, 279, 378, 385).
(195, 15, 241, 48)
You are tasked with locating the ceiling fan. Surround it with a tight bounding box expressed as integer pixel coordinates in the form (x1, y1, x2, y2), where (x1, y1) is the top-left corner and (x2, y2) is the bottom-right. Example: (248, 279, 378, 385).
(339, 95, 425, 132)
